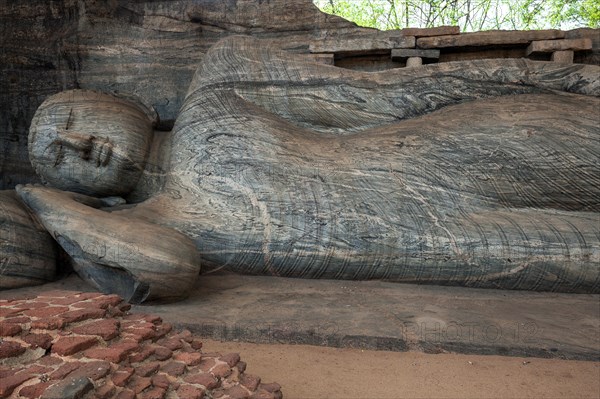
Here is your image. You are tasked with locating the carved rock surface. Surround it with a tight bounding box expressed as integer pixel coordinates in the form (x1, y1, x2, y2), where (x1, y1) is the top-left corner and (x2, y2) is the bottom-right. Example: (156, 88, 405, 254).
(146, 36, 598, 292)
(417, 29, 566, 48)
(526, 38, 593, 55)
(3, 1, 598, 192)
(0, 0, 361, 189)
(29, 90, 157, 197)
(16, 186, 201, 303)
(16, 36, 600, 296)
(0, 190, 56, 289)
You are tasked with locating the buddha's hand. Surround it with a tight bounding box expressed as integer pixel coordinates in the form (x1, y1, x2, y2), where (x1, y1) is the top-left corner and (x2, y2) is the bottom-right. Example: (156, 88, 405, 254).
(16, 184, 201, 304)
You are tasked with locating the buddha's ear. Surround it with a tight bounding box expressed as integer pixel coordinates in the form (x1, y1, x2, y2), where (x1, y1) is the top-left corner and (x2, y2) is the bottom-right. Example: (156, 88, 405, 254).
(111, 91, 160, 128)
(15, 184, 201, 304)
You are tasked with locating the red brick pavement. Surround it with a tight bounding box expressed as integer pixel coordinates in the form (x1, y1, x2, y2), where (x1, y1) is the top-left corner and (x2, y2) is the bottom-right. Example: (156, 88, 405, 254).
(0, 291, 283, 399)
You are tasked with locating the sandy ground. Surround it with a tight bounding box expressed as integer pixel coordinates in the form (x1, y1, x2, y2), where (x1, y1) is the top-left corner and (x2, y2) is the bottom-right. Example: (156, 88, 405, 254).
(204, 339, 600, 399)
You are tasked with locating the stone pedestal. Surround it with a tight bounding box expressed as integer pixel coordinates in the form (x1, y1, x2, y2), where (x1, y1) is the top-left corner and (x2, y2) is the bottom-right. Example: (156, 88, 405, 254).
(391, 48, 439, 67)
(552, 50, 574, 63)
(406, 57, 423, 67)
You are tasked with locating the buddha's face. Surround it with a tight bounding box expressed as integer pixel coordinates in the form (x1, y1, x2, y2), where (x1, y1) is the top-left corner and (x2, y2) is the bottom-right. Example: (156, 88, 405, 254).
(29, 90, 156, 197)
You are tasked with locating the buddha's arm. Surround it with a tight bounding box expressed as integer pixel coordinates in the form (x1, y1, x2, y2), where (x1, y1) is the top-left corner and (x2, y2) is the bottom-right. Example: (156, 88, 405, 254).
(16, 185, 201, 303)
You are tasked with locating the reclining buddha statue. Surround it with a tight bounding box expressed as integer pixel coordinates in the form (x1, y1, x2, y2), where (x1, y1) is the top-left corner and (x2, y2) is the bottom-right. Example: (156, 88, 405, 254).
(13, 35, 600, 302)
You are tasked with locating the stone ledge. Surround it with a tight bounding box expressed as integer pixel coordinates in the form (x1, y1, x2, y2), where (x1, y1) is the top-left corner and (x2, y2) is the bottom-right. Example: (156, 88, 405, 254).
(417, 29, 566, 48)
(2, 274, 599, 364)
(130, 274, 600, 362)
(309, 35, 415, 54)
(400, 25, 459, 37)
(391, 48, 440, 60)
(526, 38, 593, 55)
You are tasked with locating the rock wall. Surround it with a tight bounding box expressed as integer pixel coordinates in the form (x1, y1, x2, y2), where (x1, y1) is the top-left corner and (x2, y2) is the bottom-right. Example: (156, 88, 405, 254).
(1, 0, 599, 190)
(0, 0, 360, 189)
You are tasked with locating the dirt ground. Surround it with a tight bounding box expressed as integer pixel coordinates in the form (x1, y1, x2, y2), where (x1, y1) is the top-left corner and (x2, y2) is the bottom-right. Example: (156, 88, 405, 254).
(204, 339, 600, 399)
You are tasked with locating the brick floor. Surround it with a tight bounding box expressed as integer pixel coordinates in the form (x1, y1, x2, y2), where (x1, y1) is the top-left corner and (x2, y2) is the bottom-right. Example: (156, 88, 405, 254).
(0, 292, 283, 399)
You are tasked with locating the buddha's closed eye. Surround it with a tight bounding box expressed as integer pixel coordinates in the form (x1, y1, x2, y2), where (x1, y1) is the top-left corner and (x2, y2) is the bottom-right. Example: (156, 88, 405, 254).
(48, 132, 113, 167)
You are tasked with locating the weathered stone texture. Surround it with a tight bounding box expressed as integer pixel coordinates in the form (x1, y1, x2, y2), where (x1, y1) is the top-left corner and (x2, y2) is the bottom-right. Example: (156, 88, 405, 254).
(309, 34, 416, 54)
(567, 28, 600, 64)
(0, 190, 57, 289)
(405, 56, 423, 66)
(0, 0, 360, 190)
(3, 1, 600, 297)
(15, 184, 202, 303)
(20, 36, 600, 294)
(401, 25, 460, 37)
(391, 48, 440, 60)
(1, 1, 600, 191)
(417, 29, 566, 48)
(551, 50, 575, 63)
(150, 37, 599, 292)
(526, 38, 592, 54)
(306, 53, 335, 65)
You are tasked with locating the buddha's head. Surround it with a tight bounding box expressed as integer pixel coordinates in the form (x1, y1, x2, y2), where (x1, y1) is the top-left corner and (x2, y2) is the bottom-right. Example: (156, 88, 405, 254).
(29, 90, 157, 197)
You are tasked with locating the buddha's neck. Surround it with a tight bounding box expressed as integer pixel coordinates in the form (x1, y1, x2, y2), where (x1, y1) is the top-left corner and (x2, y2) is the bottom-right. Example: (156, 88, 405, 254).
(127, 129, 173, 203)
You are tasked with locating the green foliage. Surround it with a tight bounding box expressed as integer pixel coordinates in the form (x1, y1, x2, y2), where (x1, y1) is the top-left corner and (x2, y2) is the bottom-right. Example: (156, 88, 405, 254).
(548, 0, 600, 28)
(313, 0, 598, 31)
